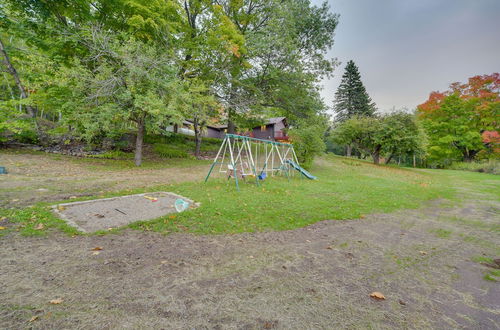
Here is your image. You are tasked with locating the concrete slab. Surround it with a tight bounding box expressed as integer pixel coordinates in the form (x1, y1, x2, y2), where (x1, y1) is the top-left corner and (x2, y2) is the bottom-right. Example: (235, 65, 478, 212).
(52, 192, 197, 233)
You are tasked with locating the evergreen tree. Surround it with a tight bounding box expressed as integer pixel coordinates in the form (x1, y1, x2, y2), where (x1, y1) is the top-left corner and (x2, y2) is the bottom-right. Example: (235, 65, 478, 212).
(333, 60, 376, 122)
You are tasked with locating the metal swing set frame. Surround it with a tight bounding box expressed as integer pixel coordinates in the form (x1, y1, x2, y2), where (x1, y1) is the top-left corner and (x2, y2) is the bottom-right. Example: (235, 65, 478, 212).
(204, 134, 301, 190)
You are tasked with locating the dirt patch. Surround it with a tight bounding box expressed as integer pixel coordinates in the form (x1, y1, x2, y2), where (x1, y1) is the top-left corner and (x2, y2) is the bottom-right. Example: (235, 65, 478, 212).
(0, 151, 207, 208)
(1, 197, 499, 328)
(53, 192, 197, 232)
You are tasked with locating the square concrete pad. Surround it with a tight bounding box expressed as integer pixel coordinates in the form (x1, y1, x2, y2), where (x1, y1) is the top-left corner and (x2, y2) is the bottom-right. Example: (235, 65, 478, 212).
(52, 192, 197, 233)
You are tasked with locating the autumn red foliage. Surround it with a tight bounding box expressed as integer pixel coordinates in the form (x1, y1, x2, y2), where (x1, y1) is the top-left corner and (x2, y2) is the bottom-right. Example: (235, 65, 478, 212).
(418, 73, 499, 116)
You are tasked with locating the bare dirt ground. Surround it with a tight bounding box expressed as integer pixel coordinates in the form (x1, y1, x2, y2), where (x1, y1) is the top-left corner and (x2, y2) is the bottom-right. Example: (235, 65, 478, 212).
(0, 151, 207, 208)
(1, 151, 499, 329)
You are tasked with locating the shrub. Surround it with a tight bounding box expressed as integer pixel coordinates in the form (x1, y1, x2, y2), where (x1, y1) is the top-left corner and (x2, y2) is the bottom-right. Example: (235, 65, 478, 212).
(288, 126, 326, 169)
(153, 143, 190, 158)
(91, 150, 133, 159)
(448, 160, 499, 175)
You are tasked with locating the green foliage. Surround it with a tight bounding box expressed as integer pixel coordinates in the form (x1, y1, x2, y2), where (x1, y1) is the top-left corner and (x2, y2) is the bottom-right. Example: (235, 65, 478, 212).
(90, 150, 134, 160)
(334, 60, 376, 121)
(153, 143, 190, 159)
(332, 113, 427, 164)
(448, 160, 500, 175)
(289, 120, 326, 169)
(0, 0, 339, 163)
(420, 95, 486, 165)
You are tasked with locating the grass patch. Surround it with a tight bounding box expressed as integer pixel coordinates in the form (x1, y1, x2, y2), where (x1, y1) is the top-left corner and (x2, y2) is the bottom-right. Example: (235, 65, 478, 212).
(2, 154, 498, 236)
(128, 154, 457, 234)
(429, 228, 453, 238)
(153, 143, 190, 159)
(438, 215, 500, 232)
(484, 269, 500, 282)
(448, 160, 500, 175)
(0, 205, 80, 236)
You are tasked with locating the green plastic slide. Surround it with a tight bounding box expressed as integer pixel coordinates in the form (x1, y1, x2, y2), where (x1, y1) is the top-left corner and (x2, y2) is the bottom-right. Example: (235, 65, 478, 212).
(286, 160, 317, 180)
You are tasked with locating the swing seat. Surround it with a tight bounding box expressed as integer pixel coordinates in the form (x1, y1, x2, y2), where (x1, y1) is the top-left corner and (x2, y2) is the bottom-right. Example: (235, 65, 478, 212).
(258, 172, 267, 180)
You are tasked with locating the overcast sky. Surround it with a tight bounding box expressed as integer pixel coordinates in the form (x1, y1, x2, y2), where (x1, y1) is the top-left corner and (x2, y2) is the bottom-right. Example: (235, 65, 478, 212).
(313, 0, 500, 113)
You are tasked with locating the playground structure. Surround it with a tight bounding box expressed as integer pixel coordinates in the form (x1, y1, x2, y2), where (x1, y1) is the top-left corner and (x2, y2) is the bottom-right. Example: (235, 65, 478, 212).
(205, 134, 316, 190)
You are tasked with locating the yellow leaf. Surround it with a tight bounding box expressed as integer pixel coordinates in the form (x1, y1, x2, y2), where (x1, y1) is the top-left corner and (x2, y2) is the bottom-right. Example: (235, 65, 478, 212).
(92, 251, 100, 256)
(57, 205, 66, 211)
(35, 223, 44, 230)
(370, 292, 386, 300)
(92, 246, 103, 251)
(28, 315, 39, 322)
(49, 298, 63, 304)
(0, 226, 6, 230)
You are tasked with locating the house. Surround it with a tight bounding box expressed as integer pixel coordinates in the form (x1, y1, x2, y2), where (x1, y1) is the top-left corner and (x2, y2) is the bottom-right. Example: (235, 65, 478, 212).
(166, 117, 289, 142)
(246, 117, 289, 142)
(165, 120, 227, 138)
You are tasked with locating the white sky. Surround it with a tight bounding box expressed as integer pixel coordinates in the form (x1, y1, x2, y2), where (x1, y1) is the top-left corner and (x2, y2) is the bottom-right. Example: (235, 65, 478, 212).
(313, 0, 500, 113)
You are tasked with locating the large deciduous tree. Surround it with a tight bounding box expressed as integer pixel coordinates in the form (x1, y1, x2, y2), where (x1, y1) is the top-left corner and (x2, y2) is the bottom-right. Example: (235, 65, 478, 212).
(417, 73, 499, 164)
(332, 112, 426, 165)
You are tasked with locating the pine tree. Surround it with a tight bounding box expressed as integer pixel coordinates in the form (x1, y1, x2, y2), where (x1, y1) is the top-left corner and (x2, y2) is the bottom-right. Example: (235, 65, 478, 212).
(334, 60, 376, 122)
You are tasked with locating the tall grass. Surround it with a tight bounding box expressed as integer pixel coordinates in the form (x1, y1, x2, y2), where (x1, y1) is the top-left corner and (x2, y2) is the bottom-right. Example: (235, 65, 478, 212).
(448, 160, 499, 175)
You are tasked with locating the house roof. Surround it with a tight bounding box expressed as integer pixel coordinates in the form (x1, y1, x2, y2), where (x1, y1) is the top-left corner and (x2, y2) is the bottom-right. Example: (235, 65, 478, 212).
(267, 117, 286, 124)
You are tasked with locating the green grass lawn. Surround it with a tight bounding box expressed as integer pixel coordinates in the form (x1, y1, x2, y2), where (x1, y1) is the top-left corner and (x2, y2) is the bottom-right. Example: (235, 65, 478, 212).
(2, 154, 498, 236)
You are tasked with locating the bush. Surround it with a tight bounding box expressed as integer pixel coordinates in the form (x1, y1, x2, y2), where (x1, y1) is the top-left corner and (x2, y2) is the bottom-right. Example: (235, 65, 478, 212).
(288, 126, 326, 169)
(153, 143, 190, 158)
(448, 160, 499, 175)
(91, 150, 133, 159)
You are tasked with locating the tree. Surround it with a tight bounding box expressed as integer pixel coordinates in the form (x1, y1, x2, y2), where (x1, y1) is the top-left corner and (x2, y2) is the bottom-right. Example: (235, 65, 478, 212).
(379, 111, 427, 164)
(288, 117, 327, 170)
(333, 60, 375, 156)
(333, 60, 376, 122)
(417, 73, 499, 165)
(0, 36, 36, 117)
(332, 116, 382, 164)
(60, 28, 183, 166)
(332, 113, 426, 165)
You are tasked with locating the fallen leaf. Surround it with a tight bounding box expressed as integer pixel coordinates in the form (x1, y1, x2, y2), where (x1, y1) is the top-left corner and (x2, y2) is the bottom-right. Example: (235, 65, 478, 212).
(92, 251, 100, 256)
(107, 228, 113, 231)
(370, 292, 386, 300)
(249, 256, 254, 259)
(28, 315, 39, 322)
(92, 246, 103, 251)
(326, 246, 333, 250)
(57, 205, 66, 211)
(94, 214, 105, 218)
(49, 298, 63, 304)
(419, 251, 427, 255)
(399, 299, 406, 305)
(161, 260, 167, 264)
(34, 223, 44, 230)
(0, 226, 6, 230)
(168, 215, 176, 219)
(69, 196, 77, 199)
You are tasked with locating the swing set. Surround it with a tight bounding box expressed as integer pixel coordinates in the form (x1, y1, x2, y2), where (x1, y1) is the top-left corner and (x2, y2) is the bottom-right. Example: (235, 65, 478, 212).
(204, 134, 316, 190)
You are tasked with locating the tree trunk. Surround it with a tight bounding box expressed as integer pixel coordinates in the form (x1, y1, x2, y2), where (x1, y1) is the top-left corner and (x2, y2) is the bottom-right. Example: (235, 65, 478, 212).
(0, 37, 35, 117)
(193, 117, 202, 159)
(173, 123, 178, 133)
(134, 116, 145, 166)
(385, 153, 394, 164)
(346, 145, 352, 157)
(226, 107, 237, 134)
(371, 146, 381, 164)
